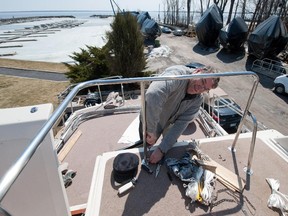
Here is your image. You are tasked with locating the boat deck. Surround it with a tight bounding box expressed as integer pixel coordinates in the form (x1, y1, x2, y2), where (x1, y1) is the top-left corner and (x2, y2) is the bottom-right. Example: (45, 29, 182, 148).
(61, 99, 288, 215)
(86, 131, 288, 216)
(63, 98, 208, 207)
(2, 73, 287, 216)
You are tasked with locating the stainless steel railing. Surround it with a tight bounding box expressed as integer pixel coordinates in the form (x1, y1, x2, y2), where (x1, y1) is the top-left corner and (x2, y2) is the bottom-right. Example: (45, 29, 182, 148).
(251, 58, 286, 79)
(0, 71, 259, 207)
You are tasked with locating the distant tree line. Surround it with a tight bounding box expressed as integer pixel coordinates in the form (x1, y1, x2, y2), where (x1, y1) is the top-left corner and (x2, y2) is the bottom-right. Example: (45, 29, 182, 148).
(162, 0, 288, 31)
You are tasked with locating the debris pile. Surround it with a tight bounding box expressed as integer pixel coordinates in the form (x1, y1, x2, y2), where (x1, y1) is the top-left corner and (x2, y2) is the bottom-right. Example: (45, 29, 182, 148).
(147, 45, 172, 59)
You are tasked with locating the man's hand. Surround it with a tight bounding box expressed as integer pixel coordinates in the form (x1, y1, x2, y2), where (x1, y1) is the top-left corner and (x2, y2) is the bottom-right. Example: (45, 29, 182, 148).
(146, 132, 157, 145)
(149, 147, 164, 164)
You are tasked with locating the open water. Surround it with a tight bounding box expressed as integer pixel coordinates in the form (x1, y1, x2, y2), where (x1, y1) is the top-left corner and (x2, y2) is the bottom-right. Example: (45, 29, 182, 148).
(0, 10, 203, 23)
(0, 10, 162, 20)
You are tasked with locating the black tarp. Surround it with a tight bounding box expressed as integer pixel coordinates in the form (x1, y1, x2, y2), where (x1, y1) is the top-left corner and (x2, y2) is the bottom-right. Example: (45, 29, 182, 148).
(129, 11, 139, 18)
(219, 17, 248, 50)
(141, 19, 159, 36)
(248, 15, 288, 59)
(136, 11, 160, 41)
(195, 4, 223, 47)
(124, 11, 160, 44)
(137, 11, 151, 26)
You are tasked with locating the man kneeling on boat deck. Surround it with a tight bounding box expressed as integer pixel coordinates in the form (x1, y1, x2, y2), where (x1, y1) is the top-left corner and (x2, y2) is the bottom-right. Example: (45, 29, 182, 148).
(139, 65, 219, 164)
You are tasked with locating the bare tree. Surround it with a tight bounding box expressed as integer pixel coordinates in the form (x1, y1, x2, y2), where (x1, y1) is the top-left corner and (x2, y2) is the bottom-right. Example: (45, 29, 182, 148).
(162, 0, 186, 26)
(175, 0, 179, 25)
(248, 0, 288, 32)
(248, 0, 262, 32)
(163, 0, 288, 32)
(226, 0, 236, 24)
(241, 0, 247, 18)
(206, 0, 211, 9)
(213, 0, 228, 13)
(234, 0, 241, 19)
(187, 0, 191, 26)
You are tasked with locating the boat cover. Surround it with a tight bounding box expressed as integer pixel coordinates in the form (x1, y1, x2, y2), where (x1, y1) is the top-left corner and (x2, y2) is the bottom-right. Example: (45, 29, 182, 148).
(128, 11, 160, 40)
(219, 17, 248, 50)
(140, 18, 160, 37)
(248, 15, 288, 59)
(196, 4, 223, 47)
(136, 11, 151, 26)
(137, 11, 160, 39)
(129, 11, 140, 19)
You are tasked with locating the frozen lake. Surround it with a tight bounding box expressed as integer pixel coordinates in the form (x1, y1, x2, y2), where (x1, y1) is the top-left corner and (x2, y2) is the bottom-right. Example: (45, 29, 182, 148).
(0, 17, 112, 63)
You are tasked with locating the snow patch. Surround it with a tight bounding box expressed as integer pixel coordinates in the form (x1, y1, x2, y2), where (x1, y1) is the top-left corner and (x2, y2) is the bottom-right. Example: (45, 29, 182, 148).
(148, 45, 172, 59)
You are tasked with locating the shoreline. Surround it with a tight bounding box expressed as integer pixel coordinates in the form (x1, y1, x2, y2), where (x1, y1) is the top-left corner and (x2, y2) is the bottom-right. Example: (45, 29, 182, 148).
(0, 15, 76, 25)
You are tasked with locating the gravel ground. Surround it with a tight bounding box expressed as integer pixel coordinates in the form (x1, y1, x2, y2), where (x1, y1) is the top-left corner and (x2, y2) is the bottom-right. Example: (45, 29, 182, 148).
(147, 33, 288, 135)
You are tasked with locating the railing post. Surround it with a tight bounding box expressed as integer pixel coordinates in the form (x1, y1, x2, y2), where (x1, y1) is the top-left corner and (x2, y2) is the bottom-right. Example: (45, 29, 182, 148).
(244, 112, 258, 175)
(120, 83, 125, 106)
(140, 82, 148, 161)
(231, 77, 259, 150)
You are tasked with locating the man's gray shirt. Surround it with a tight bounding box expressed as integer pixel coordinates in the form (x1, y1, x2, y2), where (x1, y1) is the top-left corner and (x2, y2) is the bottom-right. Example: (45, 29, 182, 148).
(145, 65, 203, 153)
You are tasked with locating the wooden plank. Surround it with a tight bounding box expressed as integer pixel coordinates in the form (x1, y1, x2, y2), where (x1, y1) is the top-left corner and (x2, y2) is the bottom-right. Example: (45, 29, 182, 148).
(58, 130, 82, 162)
(217, 175, 238, 192)
(196, 158, 245, 193)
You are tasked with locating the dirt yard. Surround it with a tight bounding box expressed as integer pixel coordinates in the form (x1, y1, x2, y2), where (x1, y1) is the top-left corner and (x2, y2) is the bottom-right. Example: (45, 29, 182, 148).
(0, 34, 287, 136)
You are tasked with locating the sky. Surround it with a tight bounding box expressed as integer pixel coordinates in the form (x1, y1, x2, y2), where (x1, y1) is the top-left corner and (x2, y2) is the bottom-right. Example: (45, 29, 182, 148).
(0, 0, 163, 12)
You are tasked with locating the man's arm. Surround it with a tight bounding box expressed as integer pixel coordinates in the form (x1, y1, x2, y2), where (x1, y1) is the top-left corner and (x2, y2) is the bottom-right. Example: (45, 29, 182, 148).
(145, 79, 181, 137)
(158, 100, 202, 153)
(149, 106, 200, 164)
(159, 115, 198, 153)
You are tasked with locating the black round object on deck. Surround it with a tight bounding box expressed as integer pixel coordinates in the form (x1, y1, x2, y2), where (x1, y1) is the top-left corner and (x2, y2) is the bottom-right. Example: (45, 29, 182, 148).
(113, 153, 139, 183)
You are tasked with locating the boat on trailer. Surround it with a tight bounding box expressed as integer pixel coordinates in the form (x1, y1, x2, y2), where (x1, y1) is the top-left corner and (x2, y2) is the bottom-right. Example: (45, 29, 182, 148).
(0, 71, 287, 216)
